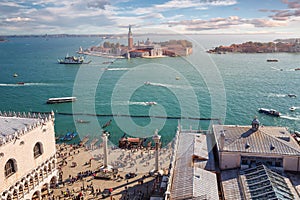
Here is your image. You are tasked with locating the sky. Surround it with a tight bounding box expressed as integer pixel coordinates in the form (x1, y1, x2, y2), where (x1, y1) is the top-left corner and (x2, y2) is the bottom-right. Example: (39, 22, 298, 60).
(1, 0, 300, 36)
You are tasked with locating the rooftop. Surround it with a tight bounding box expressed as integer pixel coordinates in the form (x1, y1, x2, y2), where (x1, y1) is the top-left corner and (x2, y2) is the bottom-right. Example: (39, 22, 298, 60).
(0, 111, 52, 146)
(213, 125, 300, 156)
(170, 130, 218, 199)
(240, 164, 297, 200)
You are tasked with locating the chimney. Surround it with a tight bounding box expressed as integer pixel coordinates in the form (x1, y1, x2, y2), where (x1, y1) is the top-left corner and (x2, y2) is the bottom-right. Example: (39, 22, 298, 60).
(220, 130, 225, 150)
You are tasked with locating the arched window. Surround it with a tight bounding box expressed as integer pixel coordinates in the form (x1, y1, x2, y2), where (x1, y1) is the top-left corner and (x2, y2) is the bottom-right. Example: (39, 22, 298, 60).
(33, 142, 43, 158)
(5, 159, 17, 177)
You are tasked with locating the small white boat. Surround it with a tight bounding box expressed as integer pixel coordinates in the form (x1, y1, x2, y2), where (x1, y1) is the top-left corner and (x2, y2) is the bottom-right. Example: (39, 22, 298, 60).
(144, 81, 151, 85)
(289, 106, 296, 111)
(176, 76, 180, 80)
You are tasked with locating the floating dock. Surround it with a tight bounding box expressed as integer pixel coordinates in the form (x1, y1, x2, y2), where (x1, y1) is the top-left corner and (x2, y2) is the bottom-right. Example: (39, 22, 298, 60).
(46, 97, 77, 104)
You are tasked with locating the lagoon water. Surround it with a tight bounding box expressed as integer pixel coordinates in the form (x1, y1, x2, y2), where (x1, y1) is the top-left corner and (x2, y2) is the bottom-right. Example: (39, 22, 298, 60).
(0, 35, 300, 147)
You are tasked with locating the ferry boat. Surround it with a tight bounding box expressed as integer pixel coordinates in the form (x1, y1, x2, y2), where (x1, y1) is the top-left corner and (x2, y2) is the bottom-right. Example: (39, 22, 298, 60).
(58, 55, 91, 64)
(258, 108, 281, 117)
(46, 97, 77, 104)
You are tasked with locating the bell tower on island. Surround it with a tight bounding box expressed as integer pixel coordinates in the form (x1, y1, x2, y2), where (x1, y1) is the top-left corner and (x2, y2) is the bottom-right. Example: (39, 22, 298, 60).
(128, 24, 133, 49)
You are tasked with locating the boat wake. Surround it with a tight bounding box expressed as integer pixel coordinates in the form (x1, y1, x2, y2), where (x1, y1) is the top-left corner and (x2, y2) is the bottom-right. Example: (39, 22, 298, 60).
(271, 67, 297, 72)
(145, 82, 191, 89)
(102, 68, 129, 71)
(129, 101, 157, 106)
(267, 93, 287, 98)
(113, 101, 157, 106)
(0, 83, 56, 87)
(280, 115, 300, 121)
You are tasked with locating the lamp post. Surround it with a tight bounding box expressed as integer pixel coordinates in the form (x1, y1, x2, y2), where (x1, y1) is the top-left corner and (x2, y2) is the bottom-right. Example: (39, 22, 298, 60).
(152, 129, 161, 172)
(102, 131, 110, 168)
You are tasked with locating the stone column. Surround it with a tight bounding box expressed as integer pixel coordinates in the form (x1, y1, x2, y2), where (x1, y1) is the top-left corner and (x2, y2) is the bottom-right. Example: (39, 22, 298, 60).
(102, 131, 110, 168)
(152, 129, 161, 172)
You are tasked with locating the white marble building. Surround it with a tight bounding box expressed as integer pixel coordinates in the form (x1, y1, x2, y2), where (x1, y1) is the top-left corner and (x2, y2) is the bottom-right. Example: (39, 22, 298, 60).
(0, 111, 57, 200)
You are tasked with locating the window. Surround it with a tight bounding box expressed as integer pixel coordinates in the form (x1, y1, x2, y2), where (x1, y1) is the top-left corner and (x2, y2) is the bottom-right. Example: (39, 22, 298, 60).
(5, 159, 17, 177)
(33, 142, 43, 158)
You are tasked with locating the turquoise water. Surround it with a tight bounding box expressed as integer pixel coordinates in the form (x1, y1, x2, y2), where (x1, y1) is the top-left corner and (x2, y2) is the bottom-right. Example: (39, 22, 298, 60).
(0, 35, 300, 146)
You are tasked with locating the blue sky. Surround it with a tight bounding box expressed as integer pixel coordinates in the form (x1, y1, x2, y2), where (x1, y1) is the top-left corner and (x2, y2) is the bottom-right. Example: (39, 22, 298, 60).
(1, 0, 300, 35)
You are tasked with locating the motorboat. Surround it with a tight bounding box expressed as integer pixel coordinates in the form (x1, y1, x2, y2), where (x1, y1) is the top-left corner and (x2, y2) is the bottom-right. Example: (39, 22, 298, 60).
(145, 101, 157, 106)
(267, 59, 278, 62)
(13, 73, 18, 77)
(17, 82, 25, 85)
(289, 106, 296, 111)
(258, 108, 281, 117)
(144, 81, 151, 85)
(287, 94, 297, 98)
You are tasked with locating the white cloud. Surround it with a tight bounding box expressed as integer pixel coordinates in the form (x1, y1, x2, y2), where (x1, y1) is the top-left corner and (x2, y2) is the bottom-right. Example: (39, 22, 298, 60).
(5, 17, 33, 22)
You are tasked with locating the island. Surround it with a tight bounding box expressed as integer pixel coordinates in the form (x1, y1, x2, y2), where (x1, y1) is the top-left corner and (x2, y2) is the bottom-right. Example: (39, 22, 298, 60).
(78, 25, 193, 59)
(207, 38, 300, 54)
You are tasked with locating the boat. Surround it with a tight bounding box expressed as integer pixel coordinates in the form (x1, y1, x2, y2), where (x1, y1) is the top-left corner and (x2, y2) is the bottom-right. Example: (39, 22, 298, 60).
(289, 106, 296, 111)
(145, 101, 157, 106)
(17, 82, 25, 85)
(76, 119, 90, 123)
(144, 81, 151, 85)
(295, 68, 300, 71)
(175, 76, 180, 80)
(46, 97, 77, 104)
(60, 131, 78, 141)
(102, 61, 114, 64)
(287, 94, 297, 98)
(58, 55, 91, 64)
(267, 59, 278, 62)
(13, 73, 18, 77)
(258, 108, 281, 117)
(102, 119, 112, 129)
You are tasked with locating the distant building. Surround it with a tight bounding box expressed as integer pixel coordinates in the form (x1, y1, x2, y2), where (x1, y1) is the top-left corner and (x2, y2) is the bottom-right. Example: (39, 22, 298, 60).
(0, 111, 57, 200)
(166, 128, 219, 200)
(128, 25, 133, 50)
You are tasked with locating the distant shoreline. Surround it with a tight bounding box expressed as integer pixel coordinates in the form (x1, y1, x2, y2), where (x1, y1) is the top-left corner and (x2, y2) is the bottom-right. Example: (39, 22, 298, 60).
(207, 39, 300, 54)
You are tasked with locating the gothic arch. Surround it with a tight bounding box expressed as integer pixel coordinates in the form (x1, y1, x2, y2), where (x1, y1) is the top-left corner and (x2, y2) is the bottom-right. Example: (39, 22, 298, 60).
(31, 190, 41, 200)
(50, 176, 57, 188)
(33, 142, 43, 158)
(4, 158, 17, 178)
(12, 189, 18, 200)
